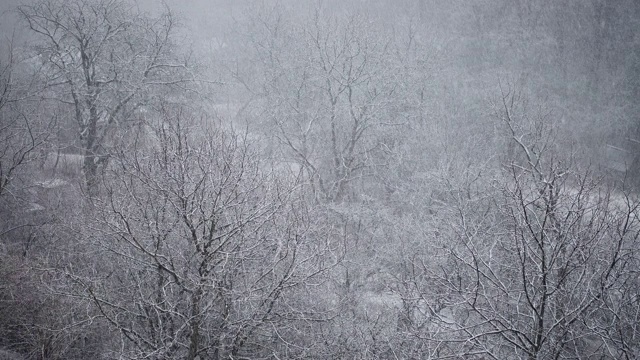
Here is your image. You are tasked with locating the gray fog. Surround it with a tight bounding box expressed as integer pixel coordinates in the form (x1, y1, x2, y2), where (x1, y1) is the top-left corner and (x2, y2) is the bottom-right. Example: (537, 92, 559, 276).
(1, 1, 639, 359)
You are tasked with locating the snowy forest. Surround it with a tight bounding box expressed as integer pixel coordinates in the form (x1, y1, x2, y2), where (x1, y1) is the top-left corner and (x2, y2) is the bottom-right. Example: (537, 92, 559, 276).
(1, 0, 640, 358)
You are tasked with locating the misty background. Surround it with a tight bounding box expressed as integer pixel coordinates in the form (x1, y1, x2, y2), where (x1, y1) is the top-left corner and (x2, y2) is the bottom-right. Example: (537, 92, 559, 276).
(1, 1, 640, 359)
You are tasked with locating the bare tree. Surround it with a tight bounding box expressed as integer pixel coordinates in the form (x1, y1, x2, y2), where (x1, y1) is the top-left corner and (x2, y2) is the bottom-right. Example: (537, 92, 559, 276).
(238, 6, 407, 203)
(423, 90, 640, 359)
(64, 105, 336, 359)
(389, 88, 640, 359)
(0, 37, 49, 198)
(0, 34, 103, 360)
(18, 0, 191, 192)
